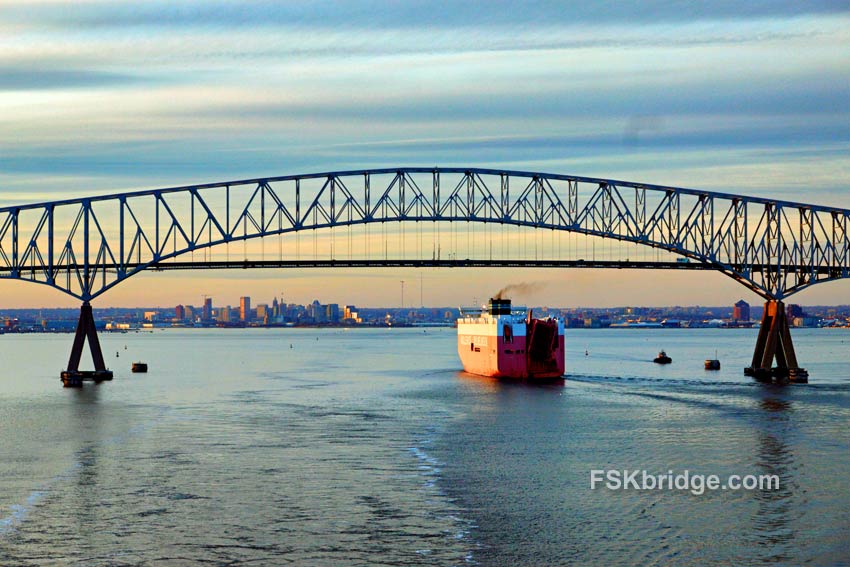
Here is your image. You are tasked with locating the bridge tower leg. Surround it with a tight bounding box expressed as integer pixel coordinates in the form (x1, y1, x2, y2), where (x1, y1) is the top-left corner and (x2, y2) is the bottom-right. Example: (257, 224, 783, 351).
(60, 302, 114, 387)
(744, 300, 808, 383)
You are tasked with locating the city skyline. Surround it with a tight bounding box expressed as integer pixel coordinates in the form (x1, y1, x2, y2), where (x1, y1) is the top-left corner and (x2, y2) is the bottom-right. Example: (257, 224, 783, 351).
(2, 266, 850, 310)
(5, 283, 850, 314)
(1, 2, 848, 307)
(5, 295, 848, 332)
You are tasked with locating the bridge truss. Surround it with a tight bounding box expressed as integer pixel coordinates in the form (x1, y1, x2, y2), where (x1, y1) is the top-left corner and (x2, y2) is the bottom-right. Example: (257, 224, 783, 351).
(0, 167, 848, 301)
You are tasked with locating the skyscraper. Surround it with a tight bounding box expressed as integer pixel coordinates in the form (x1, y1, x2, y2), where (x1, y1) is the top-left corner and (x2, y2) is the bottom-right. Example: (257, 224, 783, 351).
(326, 303, 340, 323)
(240, 296, 251, 321)
(175, 304, 186, 320)
(203, 297, 213, 321)
(309, 300, 324, 322)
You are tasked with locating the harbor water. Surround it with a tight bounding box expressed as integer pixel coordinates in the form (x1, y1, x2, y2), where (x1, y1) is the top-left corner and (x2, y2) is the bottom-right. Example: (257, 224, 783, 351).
(0, 327, 848, 565)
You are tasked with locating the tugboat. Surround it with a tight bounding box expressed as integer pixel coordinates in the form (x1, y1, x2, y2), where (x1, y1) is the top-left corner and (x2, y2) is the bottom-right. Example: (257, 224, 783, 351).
(457, 297, 565, 381)
(131, 362, 148, 373)
(653, 350, 672, 364)
(704, 351, 720, 370)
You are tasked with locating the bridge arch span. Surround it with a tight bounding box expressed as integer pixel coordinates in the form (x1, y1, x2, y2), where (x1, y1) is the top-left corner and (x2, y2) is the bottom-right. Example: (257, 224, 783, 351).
(0, 168, 847, 301)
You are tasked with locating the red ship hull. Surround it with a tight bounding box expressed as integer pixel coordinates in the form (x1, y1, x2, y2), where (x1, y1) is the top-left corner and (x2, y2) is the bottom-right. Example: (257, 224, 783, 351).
(458, 334, 566, 379)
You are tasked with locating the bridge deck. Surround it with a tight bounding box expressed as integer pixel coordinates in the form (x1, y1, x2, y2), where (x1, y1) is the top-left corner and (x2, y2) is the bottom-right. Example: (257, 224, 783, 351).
(0, 259, 838, 274)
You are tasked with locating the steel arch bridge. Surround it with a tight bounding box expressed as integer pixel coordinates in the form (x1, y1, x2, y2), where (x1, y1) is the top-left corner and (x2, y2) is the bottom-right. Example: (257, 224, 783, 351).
(1, 167, 848, 302)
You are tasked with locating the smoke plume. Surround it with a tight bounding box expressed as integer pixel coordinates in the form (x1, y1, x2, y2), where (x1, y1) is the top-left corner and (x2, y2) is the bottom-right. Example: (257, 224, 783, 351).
(493, 282, 546, 300)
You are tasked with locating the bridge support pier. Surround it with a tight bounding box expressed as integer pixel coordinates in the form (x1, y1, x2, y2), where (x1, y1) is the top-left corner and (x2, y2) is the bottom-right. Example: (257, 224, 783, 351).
(744, 300, 808, 384)
(60, 302, 113, 387)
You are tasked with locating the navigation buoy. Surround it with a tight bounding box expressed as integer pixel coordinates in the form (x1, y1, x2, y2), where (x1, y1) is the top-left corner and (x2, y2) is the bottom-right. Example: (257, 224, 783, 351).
(705, 350, 720, 370)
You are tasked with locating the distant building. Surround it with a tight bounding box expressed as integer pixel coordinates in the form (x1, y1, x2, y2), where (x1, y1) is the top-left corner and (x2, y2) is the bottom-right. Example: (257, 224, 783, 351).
(793, 316, 819, 328)
(309, 300, 325, 323)
(184, 305, 195, 322)
(326, 303, 340, 323)
(219, 306, 231, 323)
(787, 304, 804, 319)
(733, 300, 750, 322)
(144, 310, 158, 322)
(240, 296, 251, 321)
(175, 304, 186, 320)
(343, 305, 360, 323)
(256, 304, 269, 320)
(202, 297, 213, 321)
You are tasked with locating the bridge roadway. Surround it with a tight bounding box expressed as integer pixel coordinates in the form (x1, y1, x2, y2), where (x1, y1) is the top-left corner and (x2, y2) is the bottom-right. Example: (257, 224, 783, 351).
(1, 259, 842, 274)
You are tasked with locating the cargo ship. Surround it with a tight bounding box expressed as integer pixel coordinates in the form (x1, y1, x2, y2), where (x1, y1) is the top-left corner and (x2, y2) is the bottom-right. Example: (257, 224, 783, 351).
(457, 298, 565, 380)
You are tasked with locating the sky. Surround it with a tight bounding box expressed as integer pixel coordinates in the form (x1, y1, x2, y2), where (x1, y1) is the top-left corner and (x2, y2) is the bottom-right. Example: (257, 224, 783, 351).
(0, 1, 848, 308)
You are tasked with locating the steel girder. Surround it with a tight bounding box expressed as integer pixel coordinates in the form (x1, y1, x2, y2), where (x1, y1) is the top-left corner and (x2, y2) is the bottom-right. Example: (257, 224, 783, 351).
(0, 168, 847, 301)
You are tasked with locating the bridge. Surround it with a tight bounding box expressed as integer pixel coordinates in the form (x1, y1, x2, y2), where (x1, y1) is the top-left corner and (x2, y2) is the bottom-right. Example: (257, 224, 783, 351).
(1, 167, 847, 385)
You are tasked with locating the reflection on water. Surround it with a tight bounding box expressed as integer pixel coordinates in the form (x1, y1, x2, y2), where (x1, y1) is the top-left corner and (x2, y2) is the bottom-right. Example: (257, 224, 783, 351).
(73, 445, 101, 549)
(71, 386, 103, 535)
(749, 394, 796, 563)
(457, 370, 565, 393)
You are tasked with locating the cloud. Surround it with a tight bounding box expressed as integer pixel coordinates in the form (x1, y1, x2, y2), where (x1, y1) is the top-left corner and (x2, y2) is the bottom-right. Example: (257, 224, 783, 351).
(1, 1, 847, 31)
(0, 67, 140, 90)
(180, 83, 847, 129)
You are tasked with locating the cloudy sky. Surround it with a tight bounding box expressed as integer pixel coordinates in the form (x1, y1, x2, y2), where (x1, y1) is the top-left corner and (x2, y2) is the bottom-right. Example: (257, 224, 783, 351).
(1, 1, 848, 308)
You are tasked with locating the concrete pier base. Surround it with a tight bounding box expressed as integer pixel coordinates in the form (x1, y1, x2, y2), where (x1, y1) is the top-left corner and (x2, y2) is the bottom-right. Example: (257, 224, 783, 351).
(61, 302, 113, 387)
(744, 300, 808, 384)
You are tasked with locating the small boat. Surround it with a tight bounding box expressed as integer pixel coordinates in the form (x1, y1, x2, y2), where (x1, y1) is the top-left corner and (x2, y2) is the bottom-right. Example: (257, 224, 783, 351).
(131, 362, 148, 373)
(704, 351, 720, 370)
(653, 350, 672, 364)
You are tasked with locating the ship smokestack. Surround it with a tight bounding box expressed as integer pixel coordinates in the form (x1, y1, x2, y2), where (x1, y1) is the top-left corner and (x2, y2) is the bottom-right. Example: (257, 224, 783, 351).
(489, 297, 512, 315)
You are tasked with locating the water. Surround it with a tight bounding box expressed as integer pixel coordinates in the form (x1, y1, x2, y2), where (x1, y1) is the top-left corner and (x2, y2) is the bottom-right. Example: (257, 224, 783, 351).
(0, 327, 848, 565)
